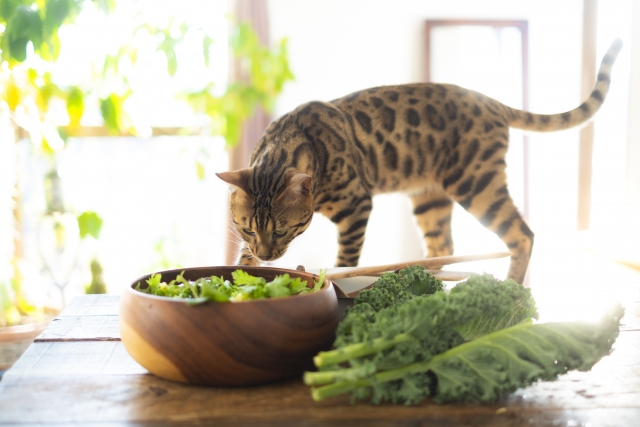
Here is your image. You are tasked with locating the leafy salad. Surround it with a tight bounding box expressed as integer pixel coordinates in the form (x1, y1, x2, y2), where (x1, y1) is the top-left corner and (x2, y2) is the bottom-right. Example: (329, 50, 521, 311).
(136, 269, 326, 303)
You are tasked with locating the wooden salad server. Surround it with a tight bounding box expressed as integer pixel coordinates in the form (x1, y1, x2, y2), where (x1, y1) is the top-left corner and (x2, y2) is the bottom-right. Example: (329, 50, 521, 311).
(324, 252, 512, 281)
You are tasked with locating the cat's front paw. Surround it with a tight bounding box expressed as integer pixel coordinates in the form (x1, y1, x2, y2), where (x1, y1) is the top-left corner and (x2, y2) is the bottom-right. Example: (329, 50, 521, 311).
(237, 246, 260, 266)
(237, 256, 260, 266)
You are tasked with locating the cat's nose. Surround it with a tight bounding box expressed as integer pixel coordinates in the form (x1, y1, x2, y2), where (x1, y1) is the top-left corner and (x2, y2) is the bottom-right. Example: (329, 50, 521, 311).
(257, 252, 272, 260)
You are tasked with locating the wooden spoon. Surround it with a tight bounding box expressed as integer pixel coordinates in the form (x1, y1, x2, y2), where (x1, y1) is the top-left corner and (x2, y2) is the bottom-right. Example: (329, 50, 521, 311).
(324, 252, 511, 281)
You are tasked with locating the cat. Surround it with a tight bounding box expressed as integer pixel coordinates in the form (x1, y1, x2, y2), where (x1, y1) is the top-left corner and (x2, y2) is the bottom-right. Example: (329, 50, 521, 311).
(217, 39, 622, 284)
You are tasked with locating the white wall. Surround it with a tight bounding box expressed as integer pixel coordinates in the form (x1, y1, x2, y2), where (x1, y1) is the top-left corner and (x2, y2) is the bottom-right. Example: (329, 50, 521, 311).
(625, 1, 640, 218)
(265, 0, 633, 277)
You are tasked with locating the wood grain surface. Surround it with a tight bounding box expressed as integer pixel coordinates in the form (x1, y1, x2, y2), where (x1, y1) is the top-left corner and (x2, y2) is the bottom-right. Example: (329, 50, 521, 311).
(0, 333, 639, 426)
(0, 258, 639, 426)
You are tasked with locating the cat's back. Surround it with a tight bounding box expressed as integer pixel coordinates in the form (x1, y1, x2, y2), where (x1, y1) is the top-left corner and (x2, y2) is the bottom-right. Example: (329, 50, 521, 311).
(330, 83, 509, 138)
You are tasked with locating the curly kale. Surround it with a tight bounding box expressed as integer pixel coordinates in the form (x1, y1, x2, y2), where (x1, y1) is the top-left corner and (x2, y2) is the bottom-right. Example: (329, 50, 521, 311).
(334, 266, 444, 347)
(306, 268, 623, 406)
(449, 274, 539, 341)
(305, 273, 540, 399)
(310, 303, 624, 405)
(353, 265, 445, 311)
(314, 273, 538, 369)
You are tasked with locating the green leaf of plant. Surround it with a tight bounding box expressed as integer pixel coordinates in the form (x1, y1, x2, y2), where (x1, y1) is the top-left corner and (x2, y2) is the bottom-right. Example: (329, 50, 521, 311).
(34, 72, 58, 113)
(310, 304, 624, 405)
(184, 23, 293, 148)
(0, 0, 20, 24)
(0, 280, 13, 313)
(0, 280, 22, 326)
(85, 258, 107, 294)
(66, 86, 84, 129)
(91, 0, 115, 14)
(6, 5, 43, 61)
(289, 277, 308, 294)
(40, 136, 57, 157)
(425, 305, 624, 403)
(100, 94, 122, 134)
(313, 270, 326, 291)
(166, 50, 177, 76)
(200, 286, 230, 303)
(202, 33, 214, 67)
(1, 74, 23, 111)
(195, 159, 205, 180)
(383, 304, 621, 405)
(77, 211, 103, 239)
(232, 269, 266, 287)
(45, 0, 70, 28)
(265, 282, 291, 298)
(37, 29, 61, 61)
(44, 0, 81, 31)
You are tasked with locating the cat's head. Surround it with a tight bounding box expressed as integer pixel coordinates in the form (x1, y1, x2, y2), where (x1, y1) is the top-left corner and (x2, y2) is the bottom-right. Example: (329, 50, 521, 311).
(216, 168, 314, 263)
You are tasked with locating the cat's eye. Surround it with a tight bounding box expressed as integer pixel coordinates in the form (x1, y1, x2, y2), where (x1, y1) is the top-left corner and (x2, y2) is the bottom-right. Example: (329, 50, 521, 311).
(273, 230, 287, 237)
(242, 228, 255, 235)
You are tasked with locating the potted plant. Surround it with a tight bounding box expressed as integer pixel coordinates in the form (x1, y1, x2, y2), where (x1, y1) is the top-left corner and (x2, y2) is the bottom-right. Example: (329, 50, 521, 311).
(1, 1, 292, 375)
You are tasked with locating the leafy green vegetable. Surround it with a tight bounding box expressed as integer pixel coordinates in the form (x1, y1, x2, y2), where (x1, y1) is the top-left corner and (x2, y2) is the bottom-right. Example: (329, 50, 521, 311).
(333, 266, 444, 350)
(231, 270, 266, 287)
(352, 265, 444, 312)
(310, 303, 624, 405)
(312, 273, 537, 369)
(136, 269, 325, 303)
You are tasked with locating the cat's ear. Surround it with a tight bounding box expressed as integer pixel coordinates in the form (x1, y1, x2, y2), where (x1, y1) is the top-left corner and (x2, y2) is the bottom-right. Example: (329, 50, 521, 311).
(276, 172, 312, 204)
(216, 168, 252, 194)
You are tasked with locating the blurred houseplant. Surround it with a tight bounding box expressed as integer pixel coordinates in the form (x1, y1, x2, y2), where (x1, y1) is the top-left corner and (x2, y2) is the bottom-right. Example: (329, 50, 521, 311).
(0, 0, 293, 370)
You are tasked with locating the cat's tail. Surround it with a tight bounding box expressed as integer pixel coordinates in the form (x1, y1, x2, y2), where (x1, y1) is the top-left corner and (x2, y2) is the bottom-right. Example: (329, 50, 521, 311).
(506, 38, 622, 132)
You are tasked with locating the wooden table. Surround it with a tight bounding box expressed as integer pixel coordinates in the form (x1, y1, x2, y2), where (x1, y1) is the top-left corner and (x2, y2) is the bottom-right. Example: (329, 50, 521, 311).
(1, 276, 639, 426)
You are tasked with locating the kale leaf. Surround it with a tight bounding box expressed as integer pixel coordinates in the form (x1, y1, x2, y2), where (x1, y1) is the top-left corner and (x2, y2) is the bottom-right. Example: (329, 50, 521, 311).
(313, 273, 538, 370)
(334, 266, 444, 348)
(306, 267, 622, 405)
(353, 265, 445, 312)
(310, 303, 624, 405)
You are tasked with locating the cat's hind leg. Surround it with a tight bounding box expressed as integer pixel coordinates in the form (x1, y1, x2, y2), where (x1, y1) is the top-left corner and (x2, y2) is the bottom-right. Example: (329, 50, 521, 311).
(449, 168, 533, 284)
(410, 190, 455, 261)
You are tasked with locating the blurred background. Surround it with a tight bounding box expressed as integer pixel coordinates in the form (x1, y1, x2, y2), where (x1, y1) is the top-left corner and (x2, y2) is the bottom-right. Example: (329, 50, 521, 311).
(1, 0, 638, 322)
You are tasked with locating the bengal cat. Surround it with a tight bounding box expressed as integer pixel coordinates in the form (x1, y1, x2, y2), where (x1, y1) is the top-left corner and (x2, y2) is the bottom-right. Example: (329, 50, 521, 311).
(217, 39, 622, 284)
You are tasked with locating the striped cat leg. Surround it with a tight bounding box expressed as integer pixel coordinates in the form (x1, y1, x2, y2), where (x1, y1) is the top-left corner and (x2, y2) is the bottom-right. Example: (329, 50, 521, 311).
(452, 171, 533, 284)
(237, 243, 260, 266)
(410, 191, 455, 261)
(331, 196, 372, 267)
(493, 206, 534, 284)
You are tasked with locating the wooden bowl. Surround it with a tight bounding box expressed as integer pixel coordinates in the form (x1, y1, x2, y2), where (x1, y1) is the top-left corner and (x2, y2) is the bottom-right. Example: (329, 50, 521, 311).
(119, 266, 339, 386)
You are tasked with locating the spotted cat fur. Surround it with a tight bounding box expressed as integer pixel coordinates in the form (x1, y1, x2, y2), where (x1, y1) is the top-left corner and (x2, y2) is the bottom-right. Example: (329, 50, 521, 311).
(217, 39, 622, 284)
